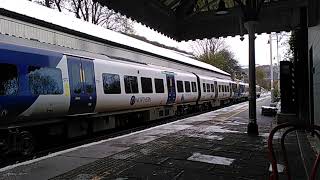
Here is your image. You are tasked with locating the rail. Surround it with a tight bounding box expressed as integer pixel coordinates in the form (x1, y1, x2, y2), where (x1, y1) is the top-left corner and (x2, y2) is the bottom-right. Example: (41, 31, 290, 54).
(268, 123, 320, 180)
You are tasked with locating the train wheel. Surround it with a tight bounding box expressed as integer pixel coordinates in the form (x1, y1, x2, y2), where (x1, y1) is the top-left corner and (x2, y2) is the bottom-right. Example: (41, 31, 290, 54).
(19, 131, 35, 156)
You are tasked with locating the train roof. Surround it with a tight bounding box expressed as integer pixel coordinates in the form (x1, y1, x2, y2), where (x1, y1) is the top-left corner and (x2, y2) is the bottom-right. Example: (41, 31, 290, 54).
(0, 0, 230, 76)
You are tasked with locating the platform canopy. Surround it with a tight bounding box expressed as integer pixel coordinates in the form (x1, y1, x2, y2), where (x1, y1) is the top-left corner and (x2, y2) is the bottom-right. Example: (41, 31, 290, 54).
(94, 0, 317, 41)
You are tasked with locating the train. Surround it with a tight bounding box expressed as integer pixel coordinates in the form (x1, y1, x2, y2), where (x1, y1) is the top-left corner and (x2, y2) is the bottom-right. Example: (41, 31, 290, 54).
(0, 1, 262, 156)
(0, 41, 261, 156)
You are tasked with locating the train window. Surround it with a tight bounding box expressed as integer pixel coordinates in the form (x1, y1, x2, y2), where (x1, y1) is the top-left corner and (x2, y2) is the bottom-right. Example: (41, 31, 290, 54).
(28, 66, 63, 95)
(141, 77, 153, 93)
(177, 80, 184, 93)
(102, 73, 121, 94)
(222, 86, 225, 92)
(203, 83, 206, 92)
(191, 82, 197, 92)
(0, 63, 18, 96)
(218, 85, 221, 92)
(211, 84, 214, 92)
(184, 81, 191, 92)
(155, 78, 164, 93)
(124, 75, 138, 94)
(206, 83, 210, 92)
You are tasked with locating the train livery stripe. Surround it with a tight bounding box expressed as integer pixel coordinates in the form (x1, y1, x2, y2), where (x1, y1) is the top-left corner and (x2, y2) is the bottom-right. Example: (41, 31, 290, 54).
(0, 44, 63, 121)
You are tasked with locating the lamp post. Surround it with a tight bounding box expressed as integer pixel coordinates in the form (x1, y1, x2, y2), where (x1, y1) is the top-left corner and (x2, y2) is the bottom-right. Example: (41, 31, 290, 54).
(268, 33, 282, 102)
(269, 34, 274, 102)
(276, 33, 280, 94)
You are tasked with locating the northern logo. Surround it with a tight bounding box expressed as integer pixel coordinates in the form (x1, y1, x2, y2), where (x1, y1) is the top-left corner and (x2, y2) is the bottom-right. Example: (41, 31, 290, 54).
(130, 96, 136, 105)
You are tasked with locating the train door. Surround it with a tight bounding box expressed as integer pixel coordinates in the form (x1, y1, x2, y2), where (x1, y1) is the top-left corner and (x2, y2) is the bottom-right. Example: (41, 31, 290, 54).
(229, 83, 232, 97)
(214, 81, 218, 98)
(166, 74, 176, 104)
(67, 56, 97, 114)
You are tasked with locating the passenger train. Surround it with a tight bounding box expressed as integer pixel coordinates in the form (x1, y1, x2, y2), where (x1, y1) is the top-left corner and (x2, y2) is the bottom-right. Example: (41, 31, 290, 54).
(0, 41, 258, 155)
(0, 0, 265, 158)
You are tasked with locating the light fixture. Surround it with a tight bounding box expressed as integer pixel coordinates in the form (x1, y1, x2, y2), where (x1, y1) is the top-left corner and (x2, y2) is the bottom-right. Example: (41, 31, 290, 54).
(216, 0, 228, 15)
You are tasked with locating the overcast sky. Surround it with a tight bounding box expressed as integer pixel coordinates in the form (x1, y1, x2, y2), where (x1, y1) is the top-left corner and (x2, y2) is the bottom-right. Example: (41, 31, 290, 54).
(134, 23, 289, 67)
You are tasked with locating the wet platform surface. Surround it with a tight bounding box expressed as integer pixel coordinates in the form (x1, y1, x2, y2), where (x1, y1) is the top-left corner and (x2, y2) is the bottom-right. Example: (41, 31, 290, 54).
(0, 96, 279, 180)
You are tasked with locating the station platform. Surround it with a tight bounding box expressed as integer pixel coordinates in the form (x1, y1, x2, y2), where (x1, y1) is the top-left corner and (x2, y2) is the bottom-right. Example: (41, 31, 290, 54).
(0, 96, 316, 180)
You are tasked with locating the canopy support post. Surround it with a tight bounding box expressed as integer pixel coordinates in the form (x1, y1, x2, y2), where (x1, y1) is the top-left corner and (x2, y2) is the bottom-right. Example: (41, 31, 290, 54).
(245, 21, 259, 135)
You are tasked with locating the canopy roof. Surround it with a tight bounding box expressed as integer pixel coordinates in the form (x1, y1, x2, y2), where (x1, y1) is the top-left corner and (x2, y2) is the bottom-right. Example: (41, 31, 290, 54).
(95, 0, 316, 40)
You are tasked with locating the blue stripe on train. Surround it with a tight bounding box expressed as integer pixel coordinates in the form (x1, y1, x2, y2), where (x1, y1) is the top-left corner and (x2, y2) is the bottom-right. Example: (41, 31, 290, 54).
(0, 43, 63, 121)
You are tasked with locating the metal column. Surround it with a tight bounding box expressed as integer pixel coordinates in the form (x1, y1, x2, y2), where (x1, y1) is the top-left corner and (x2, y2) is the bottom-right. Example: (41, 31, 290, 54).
(245, 21, 259, 135)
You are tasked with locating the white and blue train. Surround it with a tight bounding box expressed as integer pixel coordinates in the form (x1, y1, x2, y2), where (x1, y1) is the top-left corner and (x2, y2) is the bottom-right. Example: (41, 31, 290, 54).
(0, 0, 263, 156)
(0, 41, 254, 155)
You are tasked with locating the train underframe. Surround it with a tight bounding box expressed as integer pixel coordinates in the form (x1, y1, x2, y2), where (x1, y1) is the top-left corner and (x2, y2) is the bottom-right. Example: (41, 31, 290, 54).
(0, 98, 247, 157)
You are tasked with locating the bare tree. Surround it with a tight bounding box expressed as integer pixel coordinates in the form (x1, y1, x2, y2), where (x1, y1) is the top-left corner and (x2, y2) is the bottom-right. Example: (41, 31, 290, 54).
(32, 0, 135, 34)
(69, 0, 134, 34)
(34, 0, 64, 12)
(191, 38, 226, 59)
(191, 38, 243, 80)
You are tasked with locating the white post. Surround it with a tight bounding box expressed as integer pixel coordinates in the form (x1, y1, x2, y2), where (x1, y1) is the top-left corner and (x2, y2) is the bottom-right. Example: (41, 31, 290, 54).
(276, 33, 280, 93)
(269, 34, 274, 102)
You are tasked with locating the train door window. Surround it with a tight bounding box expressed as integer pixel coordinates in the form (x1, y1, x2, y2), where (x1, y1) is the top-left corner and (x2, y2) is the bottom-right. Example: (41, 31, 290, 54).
(69, 61, 82, 94)
(203, 83, 206, 92)
(184, 81, 191, 92)
(177, 80, 184, 93)
(82, 62, 95, 94)
(191, 82, 197, 92)
(155, 78, 164, 93)
(124, 75, 138, 94)
(206, 83, 210, 92)
(0, 63, 18, 95)
(28, 66, 63, 95)
(141, 77, 153, 93)
(102, 73, 121, 94)
(211, 84, 214, 92)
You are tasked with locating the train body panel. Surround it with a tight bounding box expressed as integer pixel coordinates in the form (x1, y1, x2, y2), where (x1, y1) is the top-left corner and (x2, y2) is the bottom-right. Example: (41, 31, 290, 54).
(20, 55, 70, 118)
(216, 79, 231, 100)
(174, 71, 198, 104)
(198, 75, 216, 102)
(0, 43, 70, 121)
(94, 59, 168, 113)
